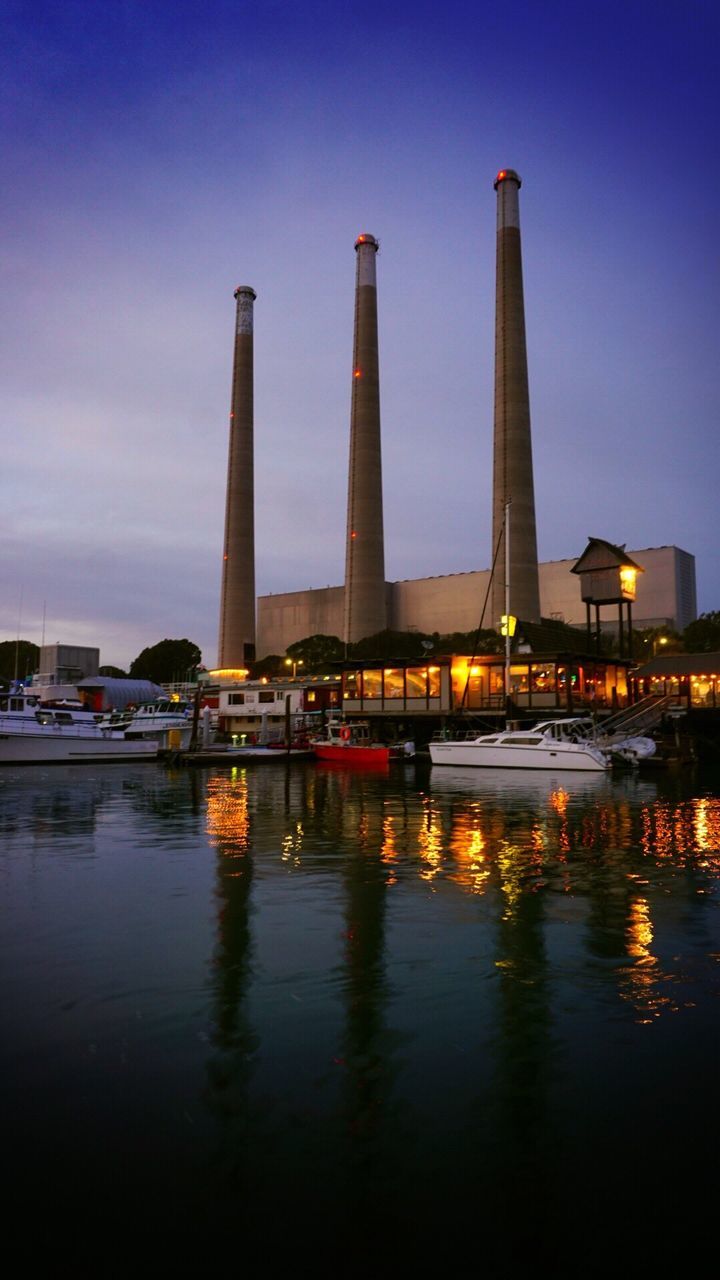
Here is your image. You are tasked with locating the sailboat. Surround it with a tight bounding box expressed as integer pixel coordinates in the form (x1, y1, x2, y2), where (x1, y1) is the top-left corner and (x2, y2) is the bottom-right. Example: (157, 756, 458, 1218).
(431, 505, 656, 772)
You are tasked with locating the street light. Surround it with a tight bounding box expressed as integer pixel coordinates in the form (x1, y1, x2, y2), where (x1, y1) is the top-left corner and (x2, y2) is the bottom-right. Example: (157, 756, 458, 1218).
(653, 635, 669, 657)
(285, 658, 304, 678)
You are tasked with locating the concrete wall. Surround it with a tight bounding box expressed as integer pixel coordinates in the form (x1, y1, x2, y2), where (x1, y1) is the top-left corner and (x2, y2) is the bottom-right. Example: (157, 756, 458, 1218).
(257, 586, 345, 657)
(538, 547, 696, 631)
(256, 546, 696, 656)
(389, 572, 491, 634)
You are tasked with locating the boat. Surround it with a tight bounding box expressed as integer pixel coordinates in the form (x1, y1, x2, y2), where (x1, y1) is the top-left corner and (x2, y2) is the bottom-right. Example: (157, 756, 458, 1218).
(100, 698, 193, 749)
(311, 718, 412, 767)
(430, 714, 658, 772)
(430, 501, 653, 775)
(0, 689, 159, 763)
(430, 719, 611, 772)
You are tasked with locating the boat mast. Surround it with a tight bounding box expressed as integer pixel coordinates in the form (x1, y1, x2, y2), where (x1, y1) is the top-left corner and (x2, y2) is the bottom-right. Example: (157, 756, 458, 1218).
(504, 501, 511, 720)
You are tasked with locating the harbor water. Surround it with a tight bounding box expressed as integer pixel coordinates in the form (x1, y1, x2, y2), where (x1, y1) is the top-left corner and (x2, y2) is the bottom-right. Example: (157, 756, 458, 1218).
(3, 757, 719, 1267)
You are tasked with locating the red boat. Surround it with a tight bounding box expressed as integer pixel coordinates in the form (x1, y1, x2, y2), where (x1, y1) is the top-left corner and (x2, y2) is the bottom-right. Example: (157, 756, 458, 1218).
(311, 719, 410, 766)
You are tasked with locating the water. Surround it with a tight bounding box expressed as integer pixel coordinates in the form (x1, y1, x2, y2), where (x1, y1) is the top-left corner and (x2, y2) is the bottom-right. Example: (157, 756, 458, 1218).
(2, 758, 719, 1267)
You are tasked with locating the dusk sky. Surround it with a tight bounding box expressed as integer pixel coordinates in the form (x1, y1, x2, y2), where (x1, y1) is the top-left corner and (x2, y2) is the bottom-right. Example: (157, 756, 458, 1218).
(2, 0, 718, 669)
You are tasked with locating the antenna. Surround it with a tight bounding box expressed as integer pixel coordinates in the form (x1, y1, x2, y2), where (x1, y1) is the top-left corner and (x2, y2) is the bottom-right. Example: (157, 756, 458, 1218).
(13, 585, 24, 682)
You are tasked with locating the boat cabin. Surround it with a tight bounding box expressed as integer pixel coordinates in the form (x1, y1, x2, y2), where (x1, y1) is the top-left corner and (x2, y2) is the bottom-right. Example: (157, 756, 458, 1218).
(320, 718, 376, 746)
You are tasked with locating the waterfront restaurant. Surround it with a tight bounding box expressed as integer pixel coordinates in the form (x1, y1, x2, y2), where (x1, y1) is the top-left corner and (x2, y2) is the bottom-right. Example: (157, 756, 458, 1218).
(340, 653, 632, 719)
(633, 652, 720, 710)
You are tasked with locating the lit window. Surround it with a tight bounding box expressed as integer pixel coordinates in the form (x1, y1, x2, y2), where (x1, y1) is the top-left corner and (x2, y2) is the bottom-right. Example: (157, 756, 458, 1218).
(383, 668, 404, 699)
(362, 669, 382, 700)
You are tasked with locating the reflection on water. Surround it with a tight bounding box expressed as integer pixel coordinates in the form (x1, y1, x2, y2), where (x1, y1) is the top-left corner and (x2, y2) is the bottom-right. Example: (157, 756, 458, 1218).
(2, 759, 720, 1256)
(617, 894, 672, 1024)
(206, 767, 251, 855)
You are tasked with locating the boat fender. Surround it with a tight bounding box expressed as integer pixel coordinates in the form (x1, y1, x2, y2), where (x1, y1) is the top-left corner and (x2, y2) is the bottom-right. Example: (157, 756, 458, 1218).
(340, 726, 351, 741)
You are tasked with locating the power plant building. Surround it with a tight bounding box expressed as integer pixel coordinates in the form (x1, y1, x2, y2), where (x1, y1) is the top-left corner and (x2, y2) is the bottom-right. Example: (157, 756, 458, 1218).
(256, 546, 696, 657)
(217, 171, 698, 666)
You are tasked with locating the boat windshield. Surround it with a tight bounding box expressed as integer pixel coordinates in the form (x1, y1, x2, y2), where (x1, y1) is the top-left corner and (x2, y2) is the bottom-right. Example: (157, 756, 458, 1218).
(535, 719, 595, 742)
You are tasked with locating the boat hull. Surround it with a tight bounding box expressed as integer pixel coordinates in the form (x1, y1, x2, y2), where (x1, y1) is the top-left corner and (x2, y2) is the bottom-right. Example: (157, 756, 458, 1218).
(0, 734, 158, 764)
(314, 744, 391, 766)
(429, 741, 608, 772)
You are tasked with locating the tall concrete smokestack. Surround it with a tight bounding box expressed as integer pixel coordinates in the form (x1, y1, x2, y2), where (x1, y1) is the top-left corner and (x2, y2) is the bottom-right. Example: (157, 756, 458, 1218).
(217, 285, 257, 669)
(343, 233, 386, 645)
(491, 170, 541, 626)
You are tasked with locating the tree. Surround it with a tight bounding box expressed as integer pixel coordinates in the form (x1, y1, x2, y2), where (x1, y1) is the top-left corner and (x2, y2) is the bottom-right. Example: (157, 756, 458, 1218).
(286, 634, 344, 671)
(129, 639, 201, 684)
(0, 639, 39, 685)
(273, 628, 507, 667)
(432, 629, 501, 656)
(682, 612, 720, 653)
(350, 630, 430, 660)
(251, 653, 285, 679)
(99, 665, 128, 679)
(633, 626, 682, 660)
(349, 629, 502, 660)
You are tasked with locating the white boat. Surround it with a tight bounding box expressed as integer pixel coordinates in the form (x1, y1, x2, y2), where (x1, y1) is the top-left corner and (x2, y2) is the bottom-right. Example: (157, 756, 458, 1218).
(430, 720, 611, 772)
(0, 689, 158, 764)
(430, 715, 657, 772)
(100, 698, 193, 749)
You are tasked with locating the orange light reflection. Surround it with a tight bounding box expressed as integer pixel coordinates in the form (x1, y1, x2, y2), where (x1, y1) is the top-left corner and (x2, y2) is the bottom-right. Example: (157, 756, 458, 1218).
(417, 798, 444, 882)
(206, 770, 250, 858)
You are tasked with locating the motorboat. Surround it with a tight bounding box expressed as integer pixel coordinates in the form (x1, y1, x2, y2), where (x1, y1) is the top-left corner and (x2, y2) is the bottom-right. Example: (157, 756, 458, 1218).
(430, 720, 610, 772)
(100, 698, 193, 749)
(0, 689, 158, 764)
(312, 719, 412, 767)
(430, 716, 657, 772)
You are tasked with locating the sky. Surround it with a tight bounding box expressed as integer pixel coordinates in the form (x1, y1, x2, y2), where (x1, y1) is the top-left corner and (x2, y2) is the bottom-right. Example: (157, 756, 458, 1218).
(2, 0, 718, 669)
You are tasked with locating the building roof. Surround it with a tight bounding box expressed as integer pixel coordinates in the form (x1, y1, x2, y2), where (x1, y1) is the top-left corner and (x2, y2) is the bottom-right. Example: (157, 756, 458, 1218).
(634, 652, 720, 678)
(515, 617, 589, 654)
(335, 645, 630, 669)
(571, 538, 644, 576)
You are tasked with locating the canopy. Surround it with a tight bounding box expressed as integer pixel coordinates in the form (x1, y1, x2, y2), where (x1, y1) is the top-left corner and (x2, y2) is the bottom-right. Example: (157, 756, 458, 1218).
(77, 677, 166, 711)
